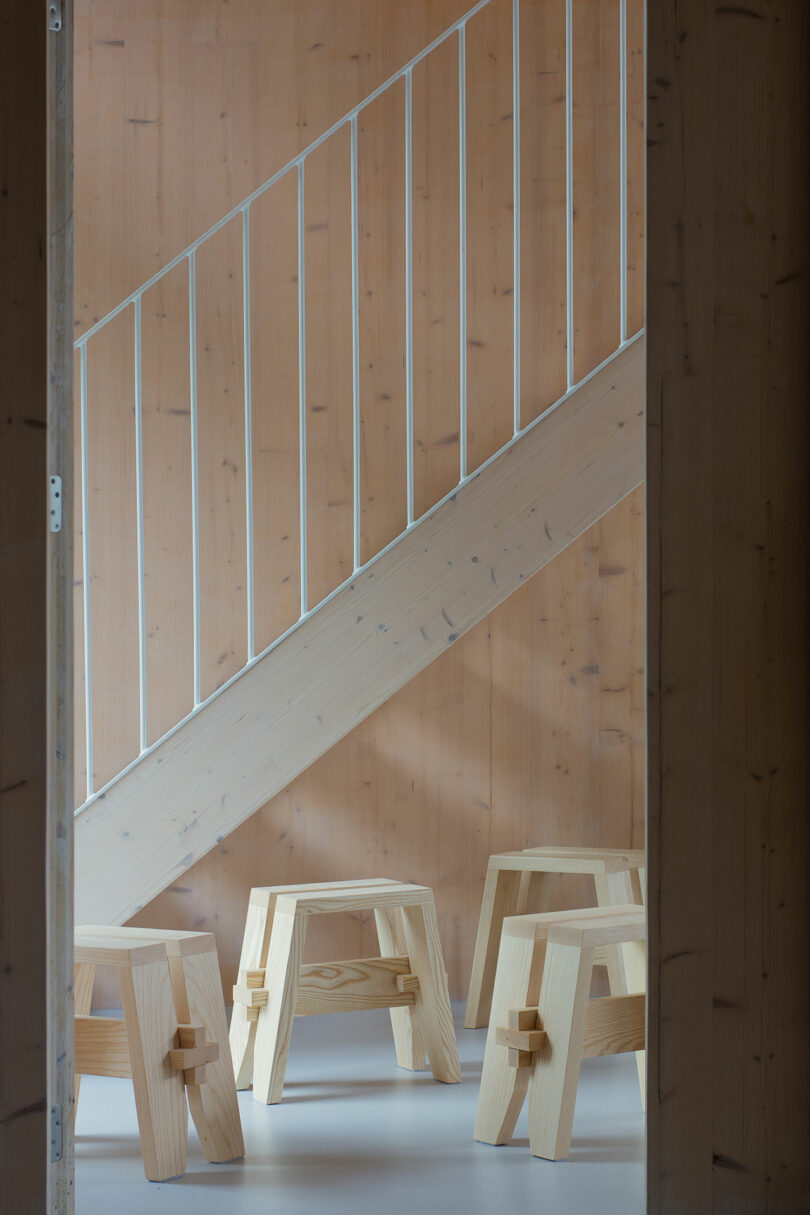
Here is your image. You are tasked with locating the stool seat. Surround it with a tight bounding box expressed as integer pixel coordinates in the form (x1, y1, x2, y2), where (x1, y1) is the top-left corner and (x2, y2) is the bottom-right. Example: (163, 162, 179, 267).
(229, 878, 461, 1104)
(502, 903, 646, 947)
(74, 925, 244, 1182)
(474, 904, 646, 1160)
(493, 846, 645, 874)
(465, 845, 645, 1029)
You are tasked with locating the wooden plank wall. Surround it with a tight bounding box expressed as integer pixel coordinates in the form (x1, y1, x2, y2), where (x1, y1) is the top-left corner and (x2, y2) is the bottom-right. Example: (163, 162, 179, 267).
(646, 0, 810, 1207)
(1, 2, 74, 1208)
(73, 0, 645, 1002)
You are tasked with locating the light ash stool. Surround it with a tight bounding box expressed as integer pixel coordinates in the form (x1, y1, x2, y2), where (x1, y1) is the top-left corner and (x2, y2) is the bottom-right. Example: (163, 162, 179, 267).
(229, 878, 462, 1104)
(474, 904, 645, 1160)
(74, 926, 244, 1182)
(465, 846, 645, 1029)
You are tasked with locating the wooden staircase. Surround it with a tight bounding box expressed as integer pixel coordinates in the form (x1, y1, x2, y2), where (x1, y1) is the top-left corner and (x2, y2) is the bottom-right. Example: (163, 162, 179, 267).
(75, 337, 643, 925)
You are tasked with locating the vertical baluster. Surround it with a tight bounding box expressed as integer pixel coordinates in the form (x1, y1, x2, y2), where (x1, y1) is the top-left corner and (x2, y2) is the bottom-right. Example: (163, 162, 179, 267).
(350, 117, 361, 572)
(619, 0, 628, 345)
(513, 0, 521, 435)
(133, 297, 147, 752)
(79, 340, 94, 798)
(297, 161, 308, 616)
(458, 24, 468, 481)
(242, 205, 255, 660)
(188, 250, 201, 706)
(405, 68, 415, 527)
(565, 0, 574, 389)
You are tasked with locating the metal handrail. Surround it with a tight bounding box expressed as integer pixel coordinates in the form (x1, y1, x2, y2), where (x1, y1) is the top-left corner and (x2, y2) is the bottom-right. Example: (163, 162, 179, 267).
(74, 0, 636, 809)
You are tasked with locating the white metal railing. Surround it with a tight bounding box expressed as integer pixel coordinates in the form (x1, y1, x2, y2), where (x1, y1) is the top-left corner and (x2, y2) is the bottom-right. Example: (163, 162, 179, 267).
(74, 0, 641, 811)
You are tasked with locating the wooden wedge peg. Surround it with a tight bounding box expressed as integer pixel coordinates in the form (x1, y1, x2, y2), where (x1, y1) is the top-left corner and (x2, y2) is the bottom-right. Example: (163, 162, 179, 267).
(496, 1025, 546, 1053)
(169, 1024, 219, 1085)
(395, 972, 420, 994)
(233, 967, 269, 1022)
(496, 1007, 545, 1067)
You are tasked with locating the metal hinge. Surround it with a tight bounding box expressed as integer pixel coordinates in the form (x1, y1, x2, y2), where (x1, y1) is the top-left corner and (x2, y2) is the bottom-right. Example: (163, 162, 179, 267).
(50, 1105, 63, 1163)
(49, 476, 63, 533)
(49, 1, 62, 32)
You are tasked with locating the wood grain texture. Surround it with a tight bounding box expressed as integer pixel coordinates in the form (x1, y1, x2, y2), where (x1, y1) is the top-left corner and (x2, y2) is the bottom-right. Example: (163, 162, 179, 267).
(129, 484, 644, 1005)
(74, 1016, 131, 1078)
(646, 0, 810, 1207)
(527, 940, 594, 1159)
(76, 340, 643, 929)
(1, 2, 73, 1208)
(74, 0, 646, 1016)
(74, 0, 645, 805)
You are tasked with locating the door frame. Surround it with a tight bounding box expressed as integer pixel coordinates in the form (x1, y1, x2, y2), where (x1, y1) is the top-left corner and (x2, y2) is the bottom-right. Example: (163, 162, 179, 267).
(3, 0, 809, 1210)
(0, 3, 74, 1212)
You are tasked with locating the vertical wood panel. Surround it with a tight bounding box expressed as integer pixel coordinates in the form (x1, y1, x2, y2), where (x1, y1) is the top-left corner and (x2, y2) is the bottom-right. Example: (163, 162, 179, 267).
(647, 0, 810, 1207)
(133, 490, 644, 1003)
(73, 0, 473, 343)
(625, 0, 644, 336)
(86, 312, 139, 788)
(305, 128, 354, 606)
(2, 0, 73, 1203)
(196, 219, 247, 700)
(573, 0, 621, 381)
(250, 172, 301, 652)
(465, 0, 514, 472)
(142, 263, 193, 743)
(412, 36, 461, 517)
(519, 0, 567, 426)
(358, 81, 408, 563)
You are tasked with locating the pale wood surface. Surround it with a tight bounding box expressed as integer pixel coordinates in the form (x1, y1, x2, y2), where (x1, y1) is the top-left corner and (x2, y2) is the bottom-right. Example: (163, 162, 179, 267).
(233, 882, 458, 1099)
(501, 904, 645, 948)
(119, 955, 188, 1182)
(400, 901, 462, 1084)
(169, 945, 245, 1163)
(464, 864, 525, 1027)
(251, 902, 307, 1105)
(465, 848, 643, 1027)
(581, 992, 644, 1059)
(74, 1016, 131, 1079)
(527, 941, 594, 1159)
(375, 908, 427, 1070)
(76, 338, 644, 928)
(473, 930, 544, 1143)
(74, 0, 645, 1012)
(646, 0, 810, 1205)
(295, 956, 416, 1015)
(128, 484, 643, 1008)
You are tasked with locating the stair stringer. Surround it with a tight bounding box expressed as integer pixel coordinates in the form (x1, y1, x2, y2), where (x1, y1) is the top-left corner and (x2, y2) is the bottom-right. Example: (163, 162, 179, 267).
(75, 336, 644, 925)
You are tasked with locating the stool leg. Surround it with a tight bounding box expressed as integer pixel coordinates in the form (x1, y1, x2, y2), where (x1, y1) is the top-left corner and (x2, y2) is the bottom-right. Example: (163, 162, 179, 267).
(165, 944, 245, 1163)
(527, 941, 594, 1160)
(401, 899, 461, 1084)
(252, 899, 306, 1105)
(594, 869, 646, 1106)
(516, 870, 552, 917)
(73, 962, 95, 1109)
(119, 956, 188, 1182)
(474, 928, 545, 1144)
(229, 891, 276, 1090)
(465, 864, 524, 1029)
(375, 907, 427, 1071)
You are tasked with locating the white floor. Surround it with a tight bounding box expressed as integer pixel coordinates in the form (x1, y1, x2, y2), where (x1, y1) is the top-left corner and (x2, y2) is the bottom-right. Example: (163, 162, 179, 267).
(76, 1005, 645, 1215)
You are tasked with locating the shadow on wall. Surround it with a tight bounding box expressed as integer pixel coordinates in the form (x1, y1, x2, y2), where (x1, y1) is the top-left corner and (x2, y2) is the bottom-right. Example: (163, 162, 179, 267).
(92, 489, 645, 1012)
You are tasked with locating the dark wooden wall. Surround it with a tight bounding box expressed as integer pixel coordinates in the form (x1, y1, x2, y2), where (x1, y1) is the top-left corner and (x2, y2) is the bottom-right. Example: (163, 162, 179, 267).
(646, 0, 810, 1209)
(1, 3, 74, 1211)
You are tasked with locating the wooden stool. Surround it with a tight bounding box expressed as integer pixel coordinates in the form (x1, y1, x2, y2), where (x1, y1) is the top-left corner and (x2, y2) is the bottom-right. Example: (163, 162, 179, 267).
(474, 905, 645, 1160)
(229, 878, 462, 1104)
(74, 926, 244, 1182)
(465, 846, 645, 1029)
